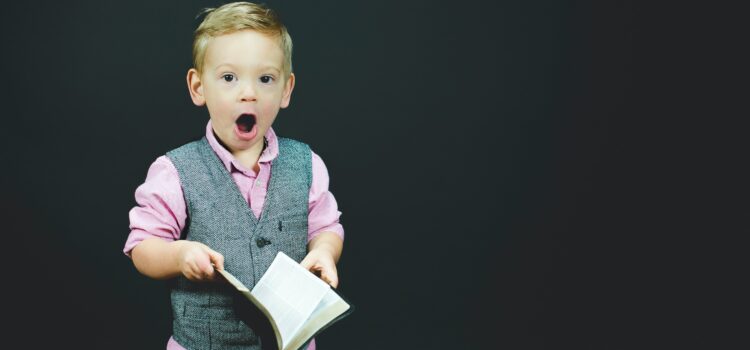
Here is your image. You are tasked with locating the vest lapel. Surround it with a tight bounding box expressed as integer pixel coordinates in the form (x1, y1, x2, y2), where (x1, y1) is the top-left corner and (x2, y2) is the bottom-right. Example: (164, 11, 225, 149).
(198, 137, 259, 234)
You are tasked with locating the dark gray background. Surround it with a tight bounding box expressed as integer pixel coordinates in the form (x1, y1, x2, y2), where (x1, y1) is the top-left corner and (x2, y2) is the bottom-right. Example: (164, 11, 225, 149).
(1, 1, 737, 349)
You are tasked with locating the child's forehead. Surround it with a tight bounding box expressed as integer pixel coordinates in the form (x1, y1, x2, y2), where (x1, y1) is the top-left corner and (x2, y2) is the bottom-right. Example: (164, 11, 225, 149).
(208, 30, 282, 52)
(204, 30, 285, 65)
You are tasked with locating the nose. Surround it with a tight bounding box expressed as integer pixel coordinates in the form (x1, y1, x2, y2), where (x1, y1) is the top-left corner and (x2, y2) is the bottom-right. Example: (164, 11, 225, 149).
(238, 81, 256, 102)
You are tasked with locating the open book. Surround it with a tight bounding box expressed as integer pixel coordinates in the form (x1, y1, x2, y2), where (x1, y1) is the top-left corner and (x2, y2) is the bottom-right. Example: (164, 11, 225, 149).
(216, 252, 353, 350)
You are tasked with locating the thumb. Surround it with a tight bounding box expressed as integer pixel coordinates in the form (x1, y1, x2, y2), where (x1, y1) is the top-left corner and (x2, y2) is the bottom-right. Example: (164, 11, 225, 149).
(204, 247, 225, 272)
(321, 272, 338, 288)
(299, 255, 315, 270)
(319, 263, 339, 288)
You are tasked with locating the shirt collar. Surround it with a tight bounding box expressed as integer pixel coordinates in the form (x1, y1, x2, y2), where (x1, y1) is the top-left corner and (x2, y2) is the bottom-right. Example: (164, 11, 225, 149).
(205, 121, 279, 174)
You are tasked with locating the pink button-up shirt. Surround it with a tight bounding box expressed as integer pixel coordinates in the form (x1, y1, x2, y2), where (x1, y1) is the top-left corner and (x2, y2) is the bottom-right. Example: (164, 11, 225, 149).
(124, 122, 343, 350)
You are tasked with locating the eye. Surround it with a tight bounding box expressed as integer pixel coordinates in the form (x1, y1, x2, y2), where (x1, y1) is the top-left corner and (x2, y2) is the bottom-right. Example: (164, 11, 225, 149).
(260, 75, 274, 84)
(222, 74, 235, 82)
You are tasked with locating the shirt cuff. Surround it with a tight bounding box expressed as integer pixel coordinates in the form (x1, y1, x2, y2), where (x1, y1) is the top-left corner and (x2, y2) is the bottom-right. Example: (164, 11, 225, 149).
(308, 223, 344, 242)
(122, 229, 174, 257)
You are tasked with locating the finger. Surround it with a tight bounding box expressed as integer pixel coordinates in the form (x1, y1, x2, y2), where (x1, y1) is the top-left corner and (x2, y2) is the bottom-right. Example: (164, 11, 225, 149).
(299, 257, 312, 270)
(321, 273, 338, 288)
(299, 255, 314, 270)
(189, 271, 203, 282)
(319, 264, 339, 288)
(185, 263, 201, 281)
(206, 249, 225, 271)
(194, 252, 214, 278)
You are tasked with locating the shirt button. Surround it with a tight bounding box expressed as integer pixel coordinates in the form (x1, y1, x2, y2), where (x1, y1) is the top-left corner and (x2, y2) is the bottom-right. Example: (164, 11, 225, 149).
(256, 237, 271, 248)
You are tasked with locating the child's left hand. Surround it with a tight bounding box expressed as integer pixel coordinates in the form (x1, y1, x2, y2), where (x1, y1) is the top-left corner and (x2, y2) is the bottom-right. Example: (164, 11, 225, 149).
(301, 231, 343, 288)
(301, 248, 338, 288)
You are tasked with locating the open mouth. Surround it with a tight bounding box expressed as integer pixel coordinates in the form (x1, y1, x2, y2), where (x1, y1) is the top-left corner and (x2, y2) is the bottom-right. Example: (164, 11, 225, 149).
(236, 114, 256, 133)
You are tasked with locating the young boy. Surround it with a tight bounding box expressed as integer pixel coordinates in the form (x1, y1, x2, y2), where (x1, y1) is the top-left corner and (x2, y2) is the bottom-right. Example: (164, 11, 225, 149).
(123, 3, 344, 349)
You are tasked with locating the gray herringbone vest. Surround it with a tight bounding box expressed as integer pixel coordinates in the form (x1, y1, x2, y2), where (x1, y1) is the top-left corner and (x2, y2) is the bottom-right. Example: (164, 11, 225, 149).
(166, 136, 311, 350)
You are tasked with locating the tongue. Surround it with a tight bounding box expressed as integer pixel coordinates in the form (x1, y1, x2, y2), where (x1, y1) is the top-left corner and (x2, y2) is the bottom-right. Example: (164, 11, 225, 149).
(236, 114, 256, 133)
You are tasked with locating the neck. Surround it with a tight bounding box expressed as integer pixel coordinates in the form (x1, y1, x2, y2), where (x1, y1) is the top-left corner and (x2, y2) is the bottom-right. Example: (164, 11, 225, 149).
(231, 138, 266, 173)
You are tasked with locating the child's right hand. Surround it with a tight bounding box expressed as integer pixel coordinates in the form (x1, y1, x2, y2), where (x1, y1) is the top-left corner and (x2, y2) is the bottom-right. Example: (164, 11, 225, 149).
(176, 241, 225, 282)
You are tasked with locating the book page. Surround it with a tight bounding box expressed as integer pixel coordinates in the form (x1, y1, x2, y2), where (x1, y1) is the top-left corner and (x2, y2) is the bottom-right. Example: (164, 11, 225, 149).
(216, 268, 250, 292)
(286, 288, 350, 350)
(251, 252, 330, 348)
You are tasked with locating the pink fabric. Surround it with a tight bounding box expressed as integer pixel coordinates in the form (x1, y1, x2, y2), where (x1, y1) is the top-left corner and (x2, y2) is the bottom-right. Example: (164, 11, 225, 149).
(124, 122, 344, 255)
(126, 122, 342, 350)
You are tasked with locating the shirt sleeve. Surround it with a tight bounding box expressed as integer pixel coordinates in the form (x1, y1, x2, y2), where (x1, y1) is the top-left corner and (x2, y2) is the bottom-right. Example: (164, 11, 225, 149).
(123, 156, 187, 257)
(308, 151, 344, 242)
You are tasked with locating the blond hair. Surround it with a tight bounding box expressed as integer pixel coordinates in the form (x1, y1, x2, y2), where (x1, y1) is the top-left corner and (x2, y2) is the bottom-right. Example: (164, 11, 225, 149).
(192, 2, 293, 77)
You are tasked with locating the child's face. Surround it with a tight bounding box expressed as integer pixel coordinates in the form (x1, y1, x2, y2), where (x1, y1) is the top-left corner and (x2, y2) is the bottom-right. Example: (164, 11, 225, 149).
(187, 30, 294, 154)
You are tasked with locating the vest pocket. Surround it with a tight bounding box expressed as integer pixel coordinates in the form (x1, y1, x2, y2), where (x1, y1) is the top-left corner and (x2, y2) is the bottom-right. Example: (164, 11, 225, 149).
(270, 215, 307, 263)
(209, 319, 259, 348)
(173, 314, 210, 348)
(176, 304, 259, 348)
(175, 317, 259, 349)
(281, 215, 307, 233)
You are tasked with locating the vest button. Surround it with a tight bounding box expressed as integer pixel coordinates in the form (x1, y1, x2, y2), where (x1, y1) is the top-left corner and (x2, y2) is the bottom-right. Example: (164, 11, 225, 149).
(256, 237, 271, 248)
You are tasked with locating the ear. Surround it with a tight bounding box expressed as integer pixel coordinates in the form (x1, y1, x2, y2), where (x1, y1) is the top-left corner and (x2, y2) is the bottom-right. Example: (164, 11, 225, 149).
(187, 68, 205, 106)
(280, 73, 295, 109)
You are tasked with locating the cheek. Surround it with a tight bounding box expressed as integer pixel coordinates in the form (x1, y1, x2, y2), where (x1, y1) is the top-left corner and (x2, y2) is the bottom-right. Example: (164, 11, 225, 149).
(207, 95, 233, 115)
(258, 103, 280, 122)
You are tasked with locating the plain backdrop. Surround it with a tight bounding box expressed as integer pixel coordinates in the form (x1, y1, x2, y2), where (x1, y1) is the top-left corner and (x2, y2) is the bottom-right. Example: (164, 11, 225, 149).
(0, 1, 739, 349)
